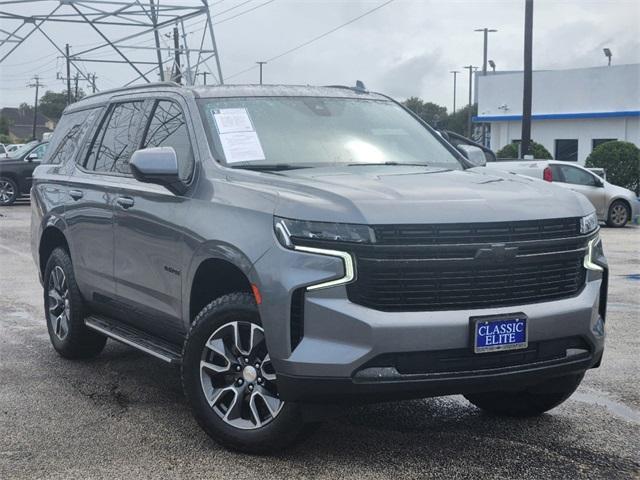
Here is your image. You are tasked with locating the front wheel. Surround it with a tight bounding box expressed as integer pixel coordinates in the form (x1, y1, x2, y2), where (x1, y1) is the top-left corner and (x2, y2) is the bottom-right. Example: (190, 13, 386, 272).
(606, 200, 630, 228)
(464, 373, 584, 417)
(182, 293, 311, 453)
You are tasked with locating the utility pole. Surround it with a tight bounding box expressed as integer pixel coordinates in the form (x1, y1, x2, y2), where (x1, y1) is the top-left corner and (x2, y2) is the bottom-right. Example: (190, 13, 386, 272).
(150, 0, 164, 81)
(463, 65, 477, 138)
(196, 72, 209, 85)
(28, 76, 44, 141)
(256, 61, 267, 85)
(90, 73, 97, 94)
(172, 25, 181, 84)
(74, 72, 79, 101)
(521, 0, 534, 157)
(65, 43, 71, 105)
(450, 70, 459, 113)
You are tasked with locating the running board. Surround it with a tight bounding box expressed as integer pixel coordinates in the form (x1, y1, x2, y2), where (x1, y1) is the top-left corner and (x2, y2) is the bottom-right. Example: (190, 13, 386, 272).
(85, 315, 182, 365)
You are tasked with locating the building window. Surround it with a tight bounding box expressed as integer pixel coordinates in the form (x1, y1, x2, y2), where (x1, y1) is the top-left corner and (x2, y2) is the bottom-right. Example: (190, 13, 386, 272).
(592, 138, 616, 150)
(555, 139, 578, 162)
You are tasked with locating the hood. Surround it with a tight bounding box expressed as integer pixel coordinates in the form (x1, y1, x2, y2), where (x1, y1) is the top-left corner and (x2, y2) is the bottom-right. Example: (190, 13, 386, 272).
(237, 165, 594, 224)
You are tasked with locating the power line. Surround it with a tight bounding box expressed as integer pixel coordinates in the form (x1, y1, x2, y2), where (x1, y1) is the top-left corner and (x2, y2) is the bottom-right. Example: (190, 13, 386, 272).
(226, 0, 395, 80)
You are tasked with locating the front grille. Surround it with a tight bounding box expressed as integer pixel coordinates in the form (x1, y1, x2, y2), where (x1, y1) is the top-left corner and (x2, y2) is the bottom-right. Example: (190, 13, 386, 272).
(359, 337, 590, 376)
(295, 218, 590, 312)
(347, 251, 587, 311)
(373, 217, 580, 245)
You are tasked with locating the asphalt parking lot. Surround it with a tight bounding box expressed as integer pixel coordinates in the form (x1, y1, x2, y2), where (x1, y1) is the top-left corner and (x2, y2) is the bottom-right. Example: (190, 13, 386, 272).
(1, 202, 638, 480)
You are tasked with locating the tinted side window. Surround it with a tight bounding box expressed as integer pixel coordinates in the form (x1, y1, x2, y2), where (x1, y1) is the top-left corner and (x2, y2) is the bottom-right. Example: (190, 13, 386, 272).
(47, 108, 102, 165)
(559, 165, 597, 186)
(143, 100, 194, 181)
(86, 101, 145, 175)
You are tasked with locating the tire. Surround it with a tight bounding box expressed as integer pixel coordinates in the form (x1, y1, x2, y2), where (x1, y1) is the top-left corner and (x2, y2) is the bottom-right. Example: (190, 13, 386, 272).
(182, 292, 312, 453)
(44, 247, 107, 359)
(464, 373, 584, 417)
(606, 200, 630, 228)
(0, 176, 18, 206)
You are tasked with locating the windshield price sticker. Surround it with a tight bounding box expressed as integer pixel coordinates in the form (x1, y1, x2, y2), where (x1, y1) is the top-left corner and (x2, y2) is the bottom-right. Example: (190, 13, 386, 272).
(212, 108, 255, 134)
(219, 131, 266, 163)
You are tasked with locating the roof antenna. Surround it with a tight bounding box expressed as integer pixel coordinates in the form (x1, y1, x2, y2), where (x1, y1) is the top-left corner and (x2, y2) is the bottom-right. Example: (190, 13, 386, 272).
(354, 80, 368, 93)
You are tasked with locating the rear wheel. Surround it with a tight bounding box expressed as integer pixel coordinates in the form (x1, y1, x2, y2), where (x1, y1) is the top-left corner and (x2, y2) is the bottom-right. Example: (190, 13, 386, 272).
(606, 200, 629, 228)
(464, 373, 584, 417)
(182, 293, 311, 453)
(0, 177, 18, 206)
(44, 248, 106, 358)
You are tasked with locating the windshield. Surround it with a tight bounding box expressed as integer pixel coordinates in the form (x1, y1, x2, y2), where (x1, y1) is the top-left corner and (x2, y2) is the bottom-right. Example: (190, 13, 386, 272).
(8, 141, 37, 159)
(198, 96, 463, 170)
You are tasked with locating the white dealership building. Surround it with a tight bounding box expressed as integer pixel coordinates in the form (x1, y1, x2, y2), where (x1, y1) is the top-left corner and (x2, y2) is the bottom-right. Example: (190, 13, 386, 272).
(474, 63, 640, 164)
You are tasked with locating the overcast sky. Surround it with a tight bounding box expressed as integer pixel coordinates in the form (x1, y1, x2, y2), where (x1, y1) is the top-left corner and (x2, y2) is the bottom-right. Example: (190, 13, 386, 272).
(1, 0, 639, 111)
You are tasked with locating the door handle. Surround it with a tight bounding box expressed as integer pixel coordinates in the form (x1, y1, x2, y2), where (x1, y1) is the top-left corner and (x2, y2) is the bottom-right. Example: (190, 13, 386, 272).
(69, 189, 84, 200)
(116, 196, 135, 209)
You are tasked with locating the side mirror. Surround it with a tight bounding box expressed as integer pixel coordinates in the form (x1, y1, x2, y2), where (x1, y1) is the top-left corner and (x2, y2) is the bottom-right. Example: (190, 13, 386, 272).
(457, 145, 487, 167)
(26, 153, 38, 162)
(129, 147, 187, 195)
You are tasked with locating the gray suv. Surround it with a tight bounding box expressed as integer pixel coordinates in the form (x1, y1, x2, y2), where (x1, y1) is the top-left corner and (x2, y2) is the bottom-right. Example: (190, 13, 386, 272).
(31, 83, 608, 453)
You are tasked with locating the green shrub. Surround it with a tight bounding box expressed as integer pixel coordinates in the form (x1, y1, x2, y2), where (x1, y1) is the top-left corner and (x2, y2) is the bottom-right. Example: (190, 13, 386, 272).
(496, 141, 552, 159)
(586, 141, 639, 194)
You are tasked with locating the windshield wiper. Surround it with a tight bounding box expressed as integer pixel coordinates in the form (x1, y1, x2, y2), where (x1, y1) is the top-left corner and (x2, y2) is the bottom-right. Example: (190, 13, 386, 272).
(347, 161, 432, 167)
(232, 163, 311, 171)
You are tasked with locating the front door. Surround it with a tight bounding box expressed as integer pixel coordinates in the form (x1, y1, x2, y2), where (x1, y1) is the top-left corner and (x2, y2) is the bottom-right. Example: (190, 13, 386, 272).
(113, 98, 196, 343)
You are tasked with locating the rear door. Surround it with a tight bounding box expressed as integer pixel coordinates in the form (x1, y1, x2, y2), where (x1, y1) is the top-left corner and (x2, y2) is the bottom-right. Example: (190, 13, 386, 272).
(552, 163, 607, 217)
(65, 100, 147, 309)
(112, 96, 196, 342)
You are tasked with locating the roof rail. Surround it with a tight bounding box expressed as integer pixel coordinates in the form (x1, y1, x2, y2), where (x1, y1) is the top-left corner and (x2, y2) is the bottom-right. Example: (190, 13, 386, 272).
(83, 81, 181, 100)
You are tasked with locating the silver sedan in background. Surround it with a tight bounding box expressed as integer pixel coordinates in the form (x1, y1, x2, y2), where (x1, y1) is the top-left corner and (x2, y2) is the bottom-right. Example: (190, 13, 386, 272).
(547, 161, 639, 228)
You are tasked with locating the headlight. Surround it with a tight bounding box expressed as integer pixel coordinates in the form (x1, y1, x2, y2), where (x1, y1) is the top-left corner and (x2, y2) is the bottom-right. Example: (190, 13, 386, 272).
(584, 236, 604, 272)
(274, 217, 375, 248)
(580, 212, 599, 234)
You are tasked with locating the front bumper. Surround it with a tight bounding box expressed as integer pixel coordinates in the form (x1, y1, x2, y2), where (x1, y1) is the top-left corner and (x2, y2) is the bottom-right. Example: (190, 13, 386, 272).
(253, 240, 608, 404)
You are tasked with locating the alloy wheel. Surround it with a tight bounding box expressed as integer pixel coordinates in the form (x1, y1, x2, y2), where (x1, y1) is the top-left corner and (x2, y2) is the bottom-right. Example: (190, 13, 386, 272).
(48, 266, 71, 340)
(200, 321, 283, 430)
(0, 179, 15, 204)
(610, 204, 628, 226)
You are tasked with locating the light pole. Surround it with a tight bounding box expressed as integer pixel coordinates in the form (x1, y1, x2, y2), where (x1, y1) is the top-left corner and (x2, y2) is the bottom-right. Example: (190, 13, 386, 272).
(474, 28, 498, 75)
(256, 61, 267, 85)
(603, 48, 612, 66)
(450, 70, 459, 113)
(475, 28, 497, 145)
(489, 59, 496, 72)
(463, 65, 477, 138)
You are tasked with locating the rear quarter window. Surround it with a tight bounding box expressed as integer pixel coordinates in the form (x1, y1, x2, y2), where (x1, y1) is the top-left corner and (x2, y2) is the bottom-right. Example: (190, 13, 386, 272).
(45, 107, 103, 165)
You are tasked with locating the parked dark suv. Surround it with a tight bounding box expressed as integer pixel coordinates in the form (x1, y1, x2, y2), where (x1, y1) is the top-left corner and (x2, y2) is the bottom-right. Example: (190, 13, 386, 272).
(31, 82, 608, 453)
(0, 141, 48, 205)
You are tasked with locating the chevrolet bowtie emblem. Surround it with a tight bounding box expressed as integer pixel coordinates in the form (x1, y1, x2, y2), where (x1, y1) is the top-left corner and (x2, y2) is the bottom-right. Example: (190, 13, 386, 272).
(475, 243, 519, 261)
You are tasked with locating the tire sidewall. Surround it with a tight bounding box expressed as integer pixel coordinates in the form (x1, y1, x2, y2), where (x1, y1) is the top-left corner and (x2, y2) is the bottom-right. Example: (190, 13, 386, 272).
(0, 176, 18, 206)
(608, 200, 629, 228)
(182, 293, 306, 453)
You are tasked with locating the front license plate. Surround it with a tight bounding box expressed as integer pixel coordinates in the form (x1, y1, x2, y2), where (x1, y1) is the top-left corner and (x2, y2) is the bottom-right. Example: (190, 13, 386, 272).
(472, 314, 528, 354)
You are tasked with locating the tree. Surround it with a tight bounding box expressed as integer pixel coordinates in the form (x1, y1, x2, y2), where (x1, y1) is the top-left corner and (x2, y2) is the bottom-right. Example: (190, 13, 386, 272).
(0, 116, 10, 136)
(586, 141, 640, 194)
(403, 97, 448, 128)
(39, 89, 86, 121)
(440, 104, 477, 136)
(496, 140, 552, 159)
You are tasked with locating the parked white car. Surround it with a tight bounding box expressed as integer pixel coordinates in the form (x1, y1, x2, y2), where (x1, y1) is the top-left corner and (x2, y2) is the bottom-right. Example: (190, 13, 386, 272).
(485, 160, 639, 227)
